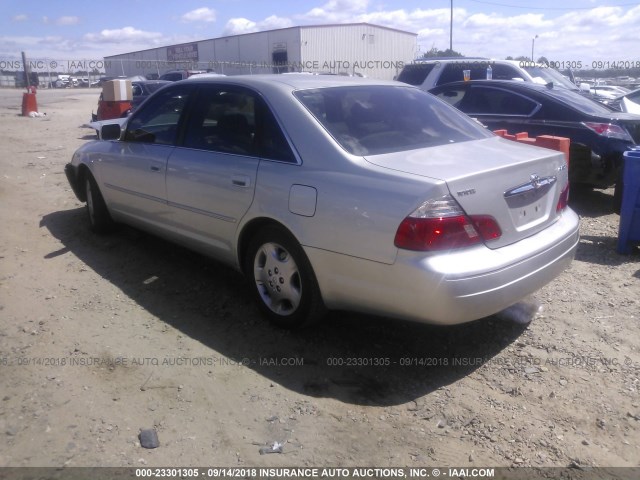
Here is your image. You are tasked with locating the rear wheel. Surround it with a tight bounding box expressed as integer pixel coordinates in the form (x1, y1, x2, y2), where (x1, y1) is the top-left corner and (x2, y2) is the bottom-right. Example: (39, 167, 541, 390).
(244, 226, 325, 328)
(85, 172, 114, 233)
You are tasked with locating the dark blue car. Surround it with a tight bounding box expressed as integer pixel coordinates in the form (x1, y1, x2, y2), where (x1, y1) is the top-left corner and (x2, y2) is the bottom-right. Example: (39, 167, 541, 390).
(429, 80, 640, 202)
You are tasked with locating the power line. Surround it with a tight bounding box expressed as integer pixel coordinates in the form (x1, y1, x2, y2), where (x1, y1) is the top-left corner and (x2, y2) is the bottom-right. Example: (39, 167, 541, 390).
(466, 0, 640, 10)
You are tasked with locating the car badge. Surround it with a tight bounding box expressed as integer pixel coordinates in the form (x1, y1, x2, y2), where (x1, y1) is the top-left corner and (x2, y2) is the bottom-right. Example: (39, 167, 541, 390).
(530, 174, 541, 189)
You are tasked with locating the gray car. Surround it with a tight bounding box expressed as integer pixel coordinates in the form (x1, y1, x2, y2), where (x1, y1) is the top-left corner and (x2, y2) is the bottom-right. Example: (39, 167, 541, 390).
(65, 75, 579, 328)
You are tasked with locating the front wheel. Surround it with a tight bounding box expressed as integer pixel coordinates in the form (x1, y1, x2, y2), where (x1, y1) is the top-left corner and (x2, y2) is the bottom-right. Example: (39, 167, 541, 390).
(244, 226, 325, 328)
(85, 172, 114, 233)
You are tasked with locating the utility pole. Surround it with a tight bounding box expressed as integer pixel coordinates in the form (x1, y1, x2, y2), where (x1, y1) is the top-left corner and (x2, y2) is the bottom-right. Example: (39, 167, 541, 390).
(450, 0, 453, 52)
(21, 51, 31, 90)
(531, 35, 539, 62)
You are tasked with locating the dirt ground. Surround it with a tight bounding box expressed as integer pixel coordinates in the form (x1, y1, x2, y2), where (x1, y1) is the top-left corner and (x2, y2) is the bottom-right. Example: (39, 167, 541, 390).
(0, 88, 638, 470)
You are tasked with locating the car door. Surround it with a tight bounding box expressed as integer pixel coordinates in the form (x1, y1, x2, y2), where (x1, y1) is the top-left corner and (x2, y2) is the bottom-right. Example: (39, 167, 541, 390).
(94, 84, 194, 226)
(165, 84, 296, 262)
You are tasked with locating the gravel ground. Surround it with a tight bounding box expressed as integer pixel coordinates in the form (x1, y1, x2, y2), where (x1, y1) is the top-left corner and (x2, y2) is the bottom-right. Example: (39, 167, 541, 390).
(0, 88, 638, 472)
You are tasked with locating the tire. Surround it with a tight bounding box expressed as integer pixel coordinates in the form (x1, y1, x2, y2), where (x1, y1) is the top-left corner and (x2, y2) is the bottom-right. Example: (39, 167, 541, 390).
(244, 226, 325, 329)
(85, 172, 115, 233)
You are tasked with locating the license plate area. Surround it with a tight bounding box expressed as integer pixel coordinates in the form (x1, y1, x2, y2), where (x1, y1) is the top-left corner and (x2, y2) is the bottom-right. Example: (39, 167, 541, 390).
(512, 197, 547, 228)
(504, 179, 555, 230)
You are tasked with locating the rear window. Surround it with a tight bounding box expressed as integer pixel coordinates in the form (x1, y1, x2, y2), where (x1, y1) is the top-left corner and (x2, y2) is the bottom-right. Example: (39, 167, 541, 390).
(437, 86, 539, 116)
(543, 87, 617, 115)
(396, 63, 436, 86)
(294, 85, 492, 156)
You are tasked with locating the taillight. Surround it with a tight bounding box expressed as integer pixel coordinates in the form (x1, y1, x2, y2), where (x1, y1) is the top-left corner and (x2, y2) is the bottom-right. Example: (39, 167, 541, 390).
(556, 183, 570, 212)
(583, 122, 633, 142)
(394, 195, 501, 251)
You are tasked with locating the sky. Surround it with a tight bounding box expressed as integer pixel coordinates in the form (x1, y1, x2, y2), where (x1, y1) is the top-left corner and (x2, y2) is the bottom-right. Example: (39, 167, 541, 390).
(2, 0, 640, 68)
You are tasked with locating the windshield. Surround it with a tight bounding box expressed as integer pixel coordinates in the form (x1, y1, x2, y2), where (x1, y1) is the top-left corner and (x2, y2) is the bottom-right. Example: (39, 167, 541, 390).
(294, 85, 493, 156)
(523, 66, 578, 90)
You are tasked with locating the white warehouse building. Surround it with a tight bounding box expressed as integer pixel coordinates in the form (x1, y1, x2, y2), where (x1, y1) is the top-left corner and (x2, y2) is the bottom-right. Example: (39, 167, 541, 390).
(104, 23, 418, 80)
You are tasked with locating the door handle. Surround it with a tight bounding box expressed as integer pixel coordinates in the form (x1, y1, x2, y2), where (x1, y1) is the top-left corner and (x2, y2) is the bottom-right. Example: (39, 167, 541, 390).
(231, 175, 251, 187)
(150, 165, 161, 172)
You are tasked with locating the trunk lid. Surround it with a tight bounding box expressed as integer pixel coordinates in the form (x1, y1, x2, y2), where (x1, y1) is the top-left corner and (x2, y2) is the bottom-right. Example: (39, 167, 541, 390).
(365, 137, 569, 249)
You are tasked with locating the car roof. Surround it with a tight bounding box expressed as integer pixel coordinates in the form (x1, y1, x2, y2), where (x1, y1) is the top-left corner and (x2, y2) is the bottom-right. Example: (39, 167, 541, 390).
(411, 57, 489, 63)
(132, 80, 172, 85)
(431, 79, 554, 92)
(175, 73, 402, 91)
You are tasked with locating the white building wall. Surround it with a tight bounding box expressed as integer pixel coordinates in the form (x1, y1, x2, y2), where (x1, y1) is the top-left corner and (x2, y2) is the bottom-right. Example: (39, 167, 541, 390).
(104, 24, 415, 80)
(300, 24, 416, 79)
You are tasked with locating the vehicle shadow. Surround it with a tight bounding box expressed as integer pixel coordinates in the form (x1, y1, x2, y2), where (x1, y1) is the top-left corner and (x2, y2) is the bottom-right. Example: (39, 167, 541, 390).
(568, 185, 615, 218)
(41, 208, 530, 407)
(575, 235, 638, 265)
(568, 186, 639, 263)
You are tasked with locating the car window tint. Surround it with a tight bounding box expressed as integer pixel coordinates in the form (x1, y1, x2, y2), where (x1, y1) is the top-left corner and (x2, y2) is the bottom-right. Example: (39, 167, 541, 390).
(396, 63, 437, 85)
(255, 101, 297, 163)
(183, 88, 256, 156)
(160, 72, 183, 81)
(184, 86, 296, 162)
(543, 87, 615, 115)
(295, 85, 492, 156)
(434, 87, 468, 109)
(124, 86, 192, 145)
(461, 87, 538, 115)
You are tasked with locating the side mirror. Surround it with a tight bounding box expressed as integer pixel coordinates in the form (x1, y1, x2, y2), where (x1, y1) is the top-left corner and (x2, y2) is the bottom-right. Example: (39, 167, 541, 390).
(101, 123, 121, 141)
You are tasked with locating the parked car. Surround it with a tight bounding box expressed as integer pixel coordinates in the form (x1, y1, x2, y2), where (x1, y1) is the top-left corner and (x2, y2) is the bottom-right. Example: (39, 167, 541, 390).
(591, 85, 631, 100)
(429, 80, 640, 202)
(55, 75, 78, 88)
(65, 75, 579, 328)
(397, 58, 583, 92)
(607, 88, 640, 115)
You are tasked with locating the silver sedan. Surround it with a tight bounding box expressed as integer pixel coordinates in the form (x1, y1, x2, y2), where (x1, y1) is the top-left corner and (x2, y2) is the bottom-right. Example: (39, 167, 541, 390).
(65, 75, 579, 328)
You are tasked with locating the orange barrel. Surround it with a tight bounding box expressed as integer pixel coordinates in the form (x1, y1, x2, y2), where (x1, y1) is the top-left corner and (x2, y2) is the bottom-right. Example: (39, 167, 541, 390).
(22, 88, 38, 116)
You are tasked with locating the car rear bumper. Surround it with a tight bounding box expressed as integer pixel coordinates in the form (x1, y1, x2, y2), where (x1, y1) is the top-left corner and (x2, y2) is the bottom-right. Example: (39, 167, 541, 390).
(306, 208, 580, 325)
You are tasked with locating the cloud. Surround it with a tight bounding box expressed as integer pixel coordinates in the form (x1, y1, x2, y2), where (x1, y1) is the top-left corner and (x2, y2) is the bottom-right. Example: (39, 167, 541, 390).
(56, 16, 80, 26)
(181, 7, 216, 23)
(463, 12, 551, 29)
(223, 18, 258, 35)
(84, 26, 163, 44)
(5, 3, 640, 65)
(260, 15, 294, 30)
(302, 0, 369, 22)
(358, 7, 465, 32)
(223, 15, 292, 35)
